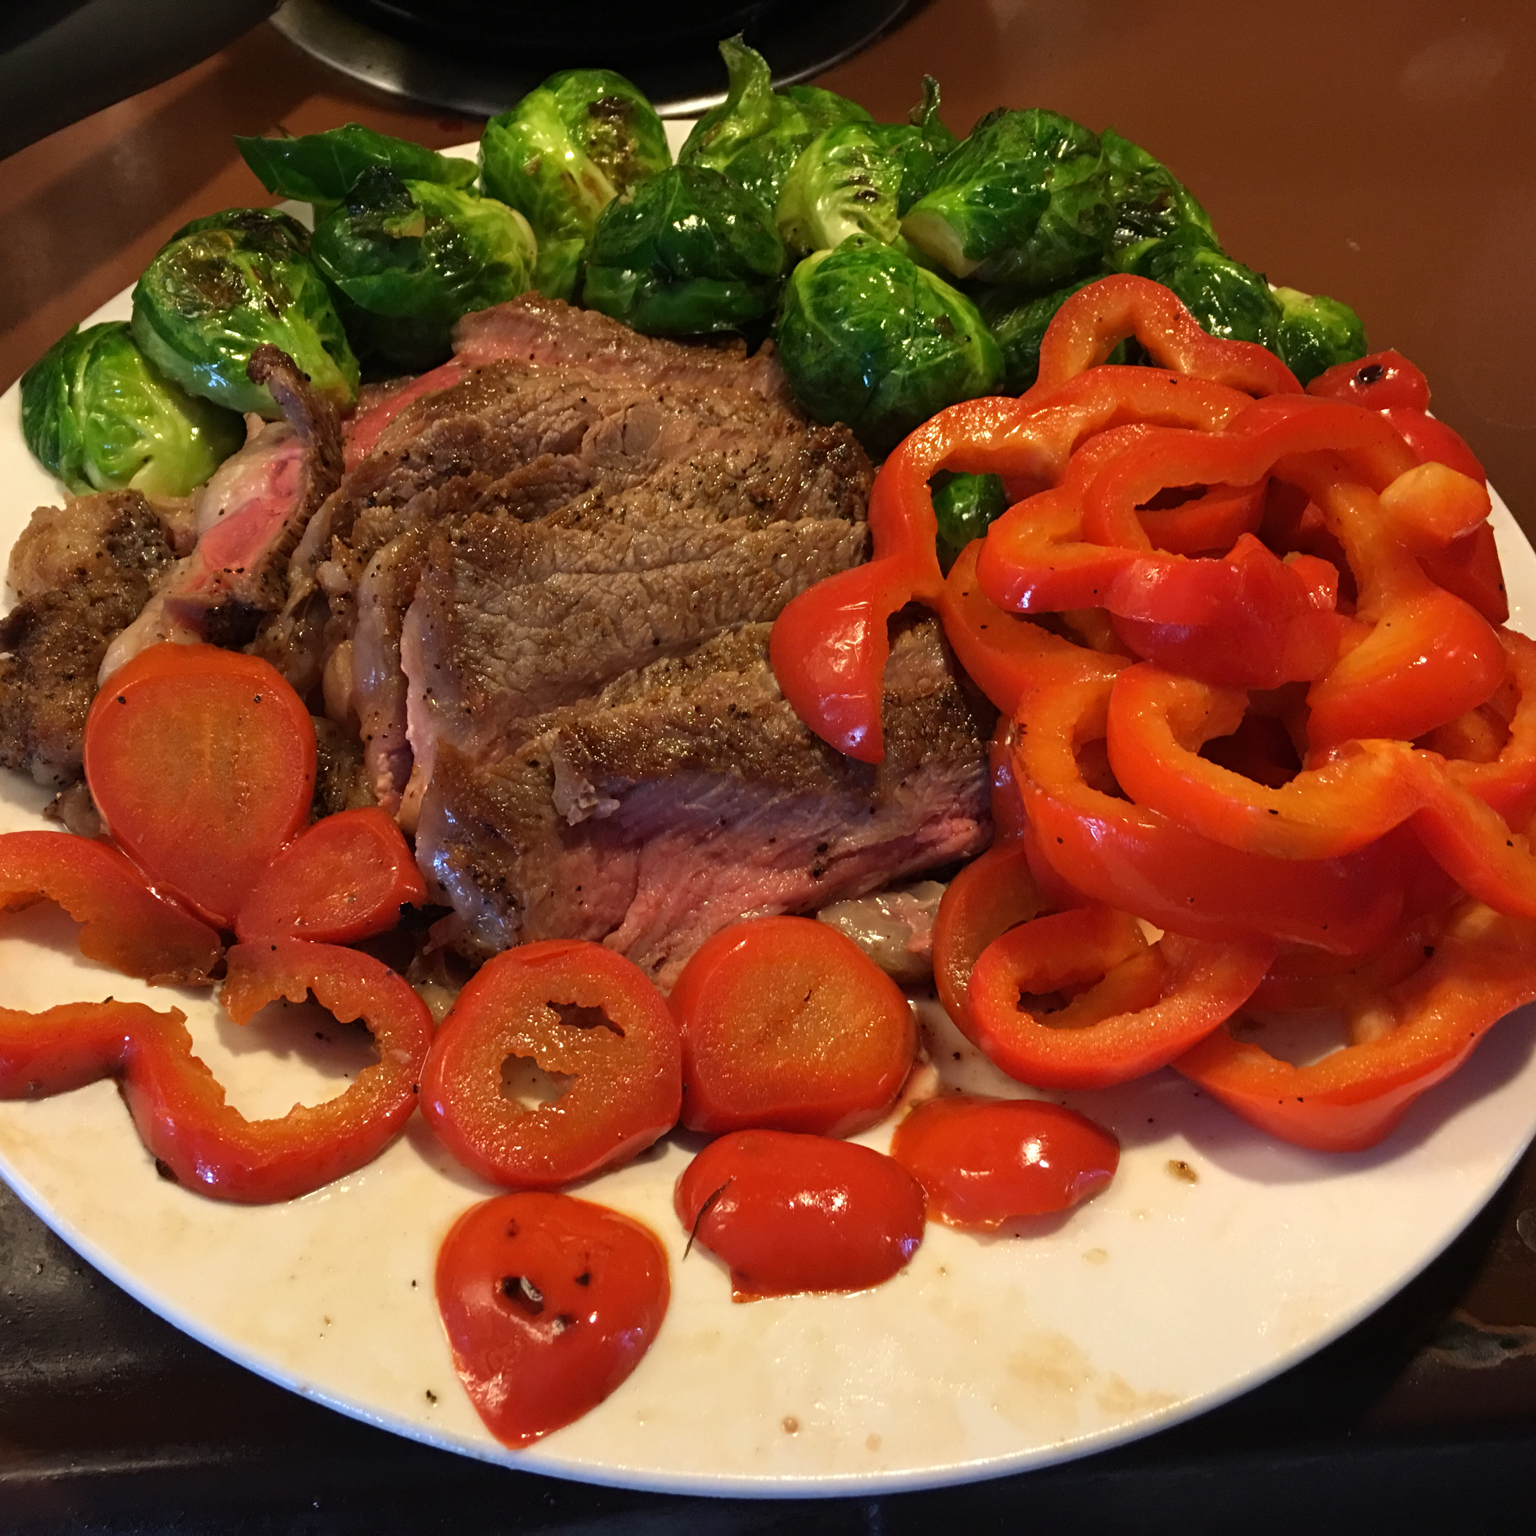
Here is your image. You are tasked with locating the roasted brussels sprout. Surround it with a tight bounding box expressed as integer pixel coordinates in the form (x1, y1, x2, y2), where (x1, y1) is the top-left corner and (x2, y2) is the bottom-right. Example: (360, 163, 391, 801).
(1115, 225, 1280, 348)
(581, 164, 785, 336)
(480, 67, 670, 273)
(1100, 128, 1214, 252)
(311, 167, 537, 372)
(901, 108, 1111, 291)
(974, 276, 1102, 395)
(775, 80, 958, 258)
(932, 470, 1007, 571)
(21, 321, 243, 496)
(775, 236, 1003, 457)
(131, 208, 358, 418)
(1272, 285, 1368, 385)
(531, 236, 588, 303)
(679, 36, 871, 214)
(235, 123, 477, 212)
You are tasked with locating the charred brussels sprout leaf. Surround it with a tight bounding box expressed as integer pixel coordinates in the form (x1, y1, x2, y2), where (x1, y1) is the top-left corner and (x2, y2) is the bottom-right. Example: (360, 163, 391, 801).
(235, 123, 477, 212)
(21, 321, 242, 496)
(901, 108, 1111, 290)
(582, 165, 785, 336)
(480, 68, 669, 253)
(1100, 128, 1214, 251)
(932, 471, 1007, 571)
(131, 208, 358, 418)
(1272, 285, 1368, 385)
(1116, 225, 1281, 348)
(312, 168, 536, 372)
(775, 236, 1003, 458)
(776, 80, 958, 258)
(679, 36, 870, 213)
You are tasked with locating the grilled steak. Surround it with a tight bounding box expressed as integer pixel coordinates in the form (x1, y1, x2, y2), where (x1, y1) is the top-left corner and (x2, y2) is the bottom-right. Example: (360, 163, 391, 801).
(0, 489, 177, 784)
(416, 618, 994, 988)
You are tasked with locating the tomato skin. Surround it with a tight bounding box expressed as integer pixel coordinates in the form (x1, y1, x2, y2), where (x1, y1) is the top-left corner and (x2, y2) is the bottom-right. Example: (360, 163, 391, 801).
(234, 807, 427, 944)
(674, 1129, 925, 1299)
(435, 1191, 669, 1448)
(85, 643, 316, 927)
(670, 916, 916, 1138)
(422, 940, 682, 1189)
(890, 1095, 1119, 1231)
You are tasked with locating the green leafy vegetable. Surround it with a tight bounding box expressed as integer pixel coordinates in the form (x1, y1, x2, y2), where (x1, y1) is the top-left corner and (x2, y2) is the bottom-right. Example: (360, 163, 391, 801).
(311, 168, 536, 372)
(932, 470, 1008, 571)
(775, 235, 1003, 457)
(131, 208, 358, 417)
(581, 164, 785, 336)
(678, 36, 871, 213)
(901, 108, 1111, 290)
(235, 123, 476, 212)
(1100, 128, 1214, 252)
(1272, 284, 1368, 384)
(479, 67, 670, 258)
(20, 321, 243, 496)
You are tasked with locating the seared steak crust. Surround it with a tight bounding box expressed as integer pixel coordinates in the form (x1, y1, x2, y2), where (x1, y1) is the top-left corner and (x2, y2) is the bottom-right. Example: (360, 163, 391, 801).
(0, 490, 176, 784)
(416, 618, 994, 988)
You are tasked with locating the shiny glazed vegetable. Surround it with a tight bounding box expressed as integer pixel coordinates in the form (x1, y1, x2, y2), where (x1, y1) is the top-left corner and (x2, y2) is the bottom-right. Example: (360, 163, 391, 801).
(675, 1129, 925, 1299)
(312, 168, 536, 371)
(890, 1095, 1119, 1229)
(436, 1191, 669, 1447)
(775, 234, 1002, 457)
(669, 915, 916, 1137)
(582, 164, 785, 335)
(130, 208, 358, 417)
(236, 122, 478, 211)
(20, 322, 242, 497)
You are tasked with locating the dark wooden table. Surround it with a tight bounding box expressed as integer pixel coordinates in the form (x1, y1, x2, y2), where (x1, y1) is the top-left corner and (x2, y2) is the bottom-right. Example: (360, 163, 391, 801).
(2, 4, 1535, 1530)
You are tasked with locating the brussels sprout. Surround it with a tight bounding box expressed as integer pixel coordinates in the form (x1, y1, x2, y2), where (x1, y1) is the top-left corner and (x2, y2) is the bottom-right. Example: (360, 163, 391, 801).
(901, 108, 1111, 291)
(21, 321, 243, 497)
(235, 123, 476, 213)
(131, 208, 358, 418)
(1100, 128, 1214, 251)
(1116, 225, 1281, 348)
(932, 470, 1007, 571)
(678, 36, 871, 214)
(775, 236, 1003, 457)
(311, 167, 536, 372)
(1272, 285, 1368, 385)
(480, 68, 670, 251)
(581, 165, 785, 336)
(975, 277, 1093, 395)
(531, 236, 588, 302)
(775, 80, 958, 258)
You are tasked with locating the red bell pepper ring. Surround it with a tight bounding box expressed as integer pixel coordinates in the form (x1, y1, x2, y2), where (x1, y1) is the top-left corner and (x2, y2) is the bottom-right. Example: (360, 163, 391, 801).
(1013, 672, 1411, 954)
(1306, 350, 1430, 413)
(1136, 479, 1267, 556)
(0, 830, 221, 985)
(124, 937, 434, 1202)
(0, 999, 180, 1100)
(967, 905, 1273, 1089)
(235, 808, 427, 945)
(1383, 407, 1486, 486)
(1175, 899, 1536, 1152)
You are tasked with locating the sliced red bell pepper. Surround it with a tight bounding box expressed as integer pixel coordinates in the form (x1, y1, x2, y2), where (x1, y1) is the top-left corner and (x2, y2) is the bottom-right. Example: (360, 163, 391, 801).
(0, 999, 180, 1099)
(1175, 899, 1536, 1151)
(1306, 351, 1430, 413)
(0, 830, 221, 985)
(235, 807, 427, 945)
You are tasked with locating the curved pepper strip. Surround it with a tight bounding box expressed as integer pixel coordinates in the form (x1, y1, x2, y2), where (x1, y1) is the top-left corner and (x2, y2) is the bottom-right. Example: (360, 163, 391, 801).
(1013, 672, 1411, 953)
(967, 907, 1273, 1089)
(129, 938, 435, 1202)
(1028, 274, 1302, 401)
(0, 999, 180, 1099)
(1136, 480, 1267, 557)
(0, 831, 221, 986)
(1175, 899, 1536, 1152)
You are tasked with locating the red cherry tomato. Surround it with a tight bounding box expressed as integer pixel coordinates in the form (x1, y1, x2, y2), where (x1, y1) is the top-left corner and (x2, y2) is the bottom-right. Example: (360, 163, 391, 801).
(670, 916, 916, 1137)
(235, 807, 427, 944)
(84, 643, 316, 927)
(890, 1095, 1119, 1231)
(422, 940, 682, 1188)
(436, 1191, 669, 1448)
(674, 1129, 925, 1299)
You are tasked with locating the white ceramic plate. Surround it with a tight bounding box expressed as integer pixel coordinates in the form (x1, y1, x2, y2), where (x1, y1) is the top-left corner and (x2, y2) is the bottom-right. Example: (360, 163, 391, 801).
(3, 243, 1536, 1498)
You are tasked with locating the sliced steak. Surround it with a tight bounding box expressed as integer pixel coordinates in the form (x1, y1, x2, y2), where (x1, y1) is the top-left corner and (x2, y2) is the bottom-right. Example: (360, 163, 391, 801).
(0, 489, 176, 784)
(416, 618, 994, 989)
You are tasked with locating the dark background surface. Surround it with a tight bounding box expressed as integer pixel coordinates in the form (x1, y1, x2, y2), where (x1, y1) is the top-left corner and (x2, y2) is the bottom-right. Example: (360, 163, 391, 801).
(2, 3, 1535, 1529)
